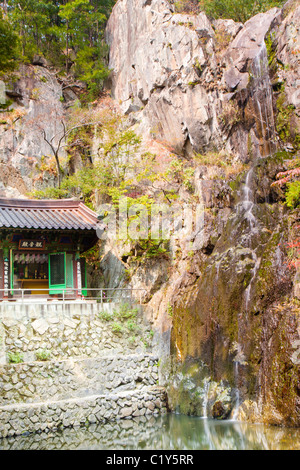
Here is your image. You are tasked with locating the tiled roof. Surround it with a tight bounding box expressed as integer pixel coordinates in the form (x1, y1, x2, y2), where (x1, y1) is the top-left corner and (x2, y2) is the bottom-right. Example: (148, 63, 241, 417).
(0, 198, 99, 231)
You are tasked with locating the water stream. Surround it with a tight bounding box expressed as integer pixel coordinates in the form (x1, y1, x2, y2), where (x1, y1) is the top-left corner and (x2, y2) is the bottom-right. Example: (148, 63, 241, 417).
(251, 42, 277, 157)
(202, 378, 210, 419)
(1, 414, 299, 450)
(242, 167, 257, 231)
(231, 361, 240, 421)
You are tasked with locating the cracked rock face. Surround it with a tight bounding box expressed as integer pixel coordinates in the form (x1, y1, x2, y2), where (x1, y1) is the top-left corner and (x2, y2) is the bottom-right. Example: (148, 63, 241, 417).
(106, 0, 222, 155)
(106, 0, 299, 159)
(0, 65, 65, 197)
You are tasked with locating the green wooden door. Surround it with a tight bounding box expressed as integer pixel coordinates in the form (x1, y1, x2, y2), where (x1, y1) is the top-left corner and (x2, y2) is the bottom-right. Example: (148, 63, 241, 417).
(49, 253, 66, 295)
(80, 258, 87, 297)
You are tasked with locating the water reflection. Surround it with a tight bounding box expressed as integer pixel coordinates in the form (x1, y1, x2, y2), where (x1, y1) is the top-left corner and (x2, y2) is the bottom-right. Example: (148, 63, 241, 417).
(1, 414, 300, 450)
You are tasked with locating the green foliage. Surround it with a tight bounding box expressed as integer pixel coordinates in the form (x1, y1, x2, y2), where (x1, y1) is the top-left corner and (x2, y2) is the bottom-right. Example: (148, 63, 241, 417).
(5, 0, 116, 96)
(30, 187, 69, 200)
(276, 92, 299, 150)
(0, 11, 19, 73)
(74, 44, 110, 102)
(8, 0, 58, 60)
(81, 245, 100, 269)
(199, 0, 285, 23)
(111, 321, 124, 334)
(114, 303, 139, 320)
(126, 319, 139, 332)
(174, 0, 200, 14)
(31, 113, 150, 209)
(167, 303, 173, 318)
(165, 158, 195, 192)
(136, 239, 170, 259)
(98, 310, 114, 321)
(265, 33, 277, 70)
(7, 351, 23, 364)
(128, 335, 137, 345)
(35, 349, 51, 361)
(285, 181, 300, 209)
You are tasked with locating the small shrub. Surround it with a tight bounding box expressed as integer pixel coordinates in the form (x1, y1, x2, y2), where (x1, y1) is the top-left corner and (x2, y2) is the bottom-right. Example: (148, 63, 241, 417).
(111, 322, 124, 334)
(174, 0, 200, 14)
(286, 181, 300, 209)
(114, 303, 139, 320)
(167, 303, 173, 318)
(35, 349, 51, 361)
(99, 310, 114, 322)
(126, 319, 139, 332)
(30, 87, 40, 100)
(7, 351, 23, 364)
(142, 330, 154, 349)
(128, 336, 137, 345)
(199, 0, 285, 23)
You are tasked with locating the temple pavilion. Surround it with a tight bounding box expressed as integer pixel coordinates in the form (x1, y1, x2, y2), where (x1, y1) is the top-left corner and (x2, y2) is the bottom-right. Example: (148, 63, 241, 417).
(0, 198, 101, 300)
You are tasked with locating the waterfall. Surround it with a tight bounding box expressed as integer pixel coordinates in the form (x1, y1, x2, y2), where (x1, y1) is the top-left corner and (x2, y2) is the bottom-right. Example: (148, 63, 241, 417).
(231, 361, 240, 421)
(251, 43, 277, 157)
(242, 168, 257, 231)
(239, 164, 262, 310)
(202, 378, 210, 419)
(244, 252, 261, 312)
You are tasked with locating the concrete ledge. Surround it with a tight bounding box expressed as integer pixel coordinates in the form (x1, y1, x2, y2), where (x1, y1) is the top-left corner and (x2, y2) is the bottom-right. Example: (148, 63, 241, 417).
(0, 301, 104, 319)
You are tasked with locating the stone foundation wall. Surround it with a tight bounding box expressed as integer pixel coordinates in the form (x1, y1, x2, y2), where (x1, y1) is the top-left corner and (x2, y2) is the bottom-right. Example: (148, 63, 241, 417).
(0, 302, 166, 439)
(0, 302, 154, 363)
(0, 354, 159, 406)
(0, 414, 164, 450)
(0, 387, 167, 438)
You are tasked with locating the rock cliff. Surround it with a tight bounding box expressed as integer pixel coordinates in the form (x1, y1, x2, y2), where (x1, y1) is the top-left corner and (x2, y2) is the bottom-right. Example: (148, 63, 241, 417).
(106, 0, 300, 426)
(0, 0, 299, 427)
(0, 64, 67, 197)
(106, 0, 299, 160)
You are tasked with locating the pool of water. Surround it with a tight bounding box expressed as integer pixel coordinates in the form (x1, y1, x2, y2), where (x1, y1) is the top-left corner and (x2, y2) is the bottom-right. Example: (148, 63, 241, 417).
(1, 414, 300, 450)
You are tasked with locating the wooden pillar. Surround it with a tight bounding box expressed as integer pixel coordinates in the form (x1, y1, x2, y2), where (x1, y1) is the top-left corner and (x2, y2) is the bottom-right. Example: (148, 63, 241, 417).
(75, 251, 82, 299)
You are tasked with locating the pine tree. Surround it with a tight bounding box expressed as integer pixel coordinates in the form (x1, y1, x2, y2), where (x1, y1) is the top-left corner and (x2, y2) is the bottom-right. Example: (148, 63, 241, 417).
(0, 10, 19, 73)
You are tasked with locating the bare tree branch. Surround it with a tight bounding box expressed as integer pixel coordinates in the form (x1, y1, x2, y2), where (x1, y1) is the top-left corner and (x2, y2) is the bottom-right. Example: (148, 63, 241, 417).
(38, 119, 102, 188)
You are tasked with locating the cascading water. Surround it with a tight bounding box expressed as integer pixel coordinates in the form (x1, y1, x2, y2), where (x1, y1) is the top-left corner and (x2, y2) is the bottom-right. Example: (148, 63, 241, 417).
(244, 252, 261, 312)
(250, 42, 277, 157)
(231, 361, 240, 421)
(202, 377, 210, 419)
(196, 41, 276, 425)
(242, 167, 257, 232)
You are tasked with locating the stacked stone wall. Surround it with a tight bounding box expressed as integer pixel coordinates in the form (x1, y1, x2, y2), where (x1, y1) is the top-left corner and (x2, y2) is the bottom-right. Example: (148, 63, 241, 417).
(0, 302, 166, 438)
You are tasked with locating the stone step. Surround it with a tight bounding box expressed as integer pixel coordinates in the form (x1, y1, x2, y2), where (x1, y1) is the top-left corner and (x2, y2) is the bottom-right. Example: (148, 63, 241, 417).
(0, 386, 167, 438)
